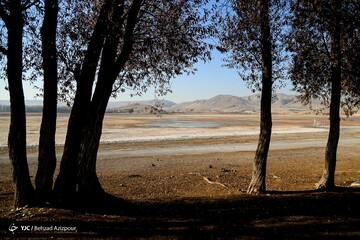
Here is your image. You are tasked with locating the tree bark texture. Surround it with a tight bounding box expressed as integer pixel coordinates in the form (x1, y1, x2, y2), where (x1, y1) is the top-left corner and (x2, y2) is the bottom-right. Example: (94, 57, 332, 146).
(247, 0, 273, 194)
(53, 1, 112, 202)
(316, 0, 342, 190)
(35, 0, 59, 201)
(6, 0, 35, 207)
(77, 91, 109, 198)
(77, 0, 143, 199)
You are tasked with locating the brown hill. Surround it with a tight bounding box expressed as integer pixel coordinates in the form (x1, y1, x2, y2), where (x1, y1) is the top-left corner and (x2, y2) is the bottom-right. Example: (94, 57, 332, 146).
(169, 93, 319, 114)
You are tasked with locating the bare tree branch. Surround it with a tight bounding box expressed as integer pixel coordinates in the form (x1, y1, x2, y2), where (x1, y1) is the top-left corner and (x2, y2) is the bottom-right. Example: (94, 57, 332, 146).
(0, 45, 7, 55)
(21, 0, 40, 11)
(0, 3, 10, 25)
(114, 0, 143, 76)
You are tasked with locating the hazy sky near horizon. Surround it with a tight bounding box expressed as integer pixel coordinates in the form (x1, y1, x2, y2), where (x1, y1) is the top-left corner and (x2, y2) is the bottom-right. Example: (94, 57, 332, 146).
(0, 50, 294, 104)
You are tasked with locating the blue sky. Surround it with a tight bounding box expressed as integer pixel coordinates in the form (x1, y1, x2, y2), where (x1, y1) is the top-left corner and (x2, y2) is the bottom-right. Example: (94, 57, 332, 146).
(0, 0, 296, 104)
(0, 50, 294, 104)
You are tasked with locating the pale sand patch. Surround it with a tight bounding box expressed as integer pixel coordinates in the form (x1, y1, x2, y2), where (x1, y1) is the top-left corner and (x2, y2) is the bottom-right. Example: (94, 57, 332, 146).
(0, 113, 359, 147)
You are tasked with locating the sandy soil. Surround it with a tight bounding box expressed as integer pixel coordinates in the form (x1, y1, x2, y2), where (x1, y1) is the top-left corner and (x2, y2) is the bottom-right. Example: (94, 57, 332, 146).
(0, 113, 360, 238)
(2, 112, 358, 146)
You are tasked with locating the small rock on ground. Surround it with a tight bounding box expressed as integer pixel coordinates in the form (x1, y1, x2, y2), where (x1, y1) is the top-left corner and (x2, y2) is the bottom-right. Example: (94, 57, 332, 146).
(350, 181, 360, 187)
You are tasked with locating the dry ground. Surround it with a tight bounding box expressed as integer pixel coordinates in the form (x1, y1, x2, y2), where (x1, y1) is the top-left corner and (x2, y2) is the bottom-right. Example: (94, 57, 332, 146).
(0, 113, 360, 239)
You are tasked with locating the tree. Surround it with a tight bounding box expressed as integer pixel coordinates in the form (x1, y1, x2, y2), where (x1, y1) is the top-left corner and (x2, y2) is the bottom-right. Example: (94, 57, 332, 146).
(53, 0, 112, 203)
(288, 0, 360, 190)
(35, 0, 59, 202)
(54, 0, 212, 202)
(340, 2, 360, 116)
(77, 0, 144, 198)
(318, 0, 342, 190)
(0, 0, 36, 207)
(217, 0, 288, 194)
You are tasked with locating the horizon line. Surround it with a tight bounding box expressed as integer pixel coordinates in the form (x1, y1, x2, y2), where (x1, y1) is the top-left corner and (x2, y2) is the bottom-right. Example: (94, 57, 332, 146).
(0, 91, 297, 105)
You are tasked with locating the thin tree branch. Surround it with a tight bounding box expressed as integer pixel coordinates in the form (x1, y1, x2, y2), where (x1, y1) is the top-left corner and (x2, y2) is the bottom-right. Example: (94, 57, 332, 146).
(21, 0, 39, 11)
(0, 45, 7, 55)
(0, 4, 10, 25)
(113, 0, 143, 76)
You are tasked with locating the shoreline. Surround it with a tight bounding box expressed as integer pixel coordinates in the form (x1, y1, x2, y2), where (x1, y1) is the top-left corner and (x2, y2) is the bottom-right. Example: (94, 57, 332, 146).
(0, 125, 329, 148)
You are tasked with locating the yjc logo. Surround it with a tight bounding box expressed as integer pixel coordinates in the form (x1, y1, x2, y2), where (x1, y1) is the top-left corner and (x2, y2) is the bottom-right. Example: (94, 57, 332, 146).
(8, 223, 18, 234)
(20, 225, 31, 231)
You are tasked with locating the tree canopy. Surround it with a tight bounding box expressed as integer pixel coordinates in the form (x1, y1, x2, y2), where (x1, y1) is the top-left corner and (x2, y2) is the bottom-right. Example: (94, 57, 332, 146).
(288, 0, 360, 115)
(216, 0, 289, 92)
(53, 0, 213, 105)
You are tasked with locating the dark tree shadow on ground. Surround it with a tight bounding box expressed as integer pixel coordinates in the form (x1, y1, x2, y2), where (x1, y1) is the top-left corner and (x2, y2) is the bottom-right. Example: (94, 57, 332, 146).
(1, 188, 360, 239)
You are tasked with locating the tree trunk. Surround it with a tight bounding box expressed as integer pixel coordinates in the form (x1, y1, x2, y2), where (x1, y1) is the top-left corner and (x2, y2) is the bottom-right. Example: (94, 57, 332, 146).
(247, 0, 273, 194)
(53, 2, 111, 203)
(53, 84, 92, 202)
(35, 0, 58, 202)
(77, 89, 110, 199)
(316, 0, 342, 190)
(76, 5, 122, 199)
(6, 0, 34, 207)
(76, 33, 115, 200)
(76, 0, 143, 200)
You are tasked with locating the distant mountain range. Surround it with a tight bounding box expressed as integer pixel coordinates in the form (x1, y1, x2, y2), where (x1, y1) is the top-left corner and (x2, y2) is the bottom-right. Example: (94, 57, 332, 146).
(0, 93, 322, 114)
(107, 93, 321, 114)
